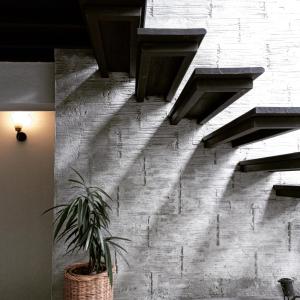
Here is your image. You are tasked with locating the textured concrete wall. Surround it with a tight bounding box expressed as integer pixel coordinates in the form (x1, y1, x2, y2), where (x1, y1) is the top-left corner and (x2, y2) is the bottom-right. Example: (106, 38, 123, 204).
(54, 1, 300, 299)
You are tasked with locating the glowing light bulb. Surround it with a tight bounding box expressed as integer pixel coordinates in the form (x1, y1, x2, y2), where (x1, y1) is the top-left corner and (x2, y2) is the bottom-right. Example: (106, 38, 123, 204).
(11, 112, 32, 131)
(11, 112, 32, 142)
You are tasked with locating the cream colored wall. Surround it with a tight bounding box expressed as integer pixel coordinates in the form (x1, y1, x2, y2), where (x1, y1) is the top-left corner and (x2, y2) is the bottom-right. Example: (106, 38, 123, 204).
(0, 112, 55, 300)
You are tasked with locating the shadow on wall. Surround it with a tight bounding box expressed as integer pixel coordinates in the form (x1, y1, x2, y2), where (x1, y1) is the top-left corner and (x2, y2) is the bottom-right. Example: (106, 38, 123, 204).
(54, 56, 173, 298)
(87, 95, 168, 185)
(54, 59, 139, 298)
(174, 148, 295, 299)
(56, 74, 135, 179)
(105, 117, 204, 298)
(103, 124, 271, 299)
(54, 66, 282, 298)
(111, 138, 288, 299)
(54, 50, 294, 300)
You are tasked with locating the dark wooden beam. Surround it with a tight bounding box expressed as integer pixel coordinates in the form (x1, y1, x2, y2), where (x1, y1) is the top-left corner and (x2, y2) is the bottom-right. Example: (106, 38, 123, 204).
(0, 23, 91, 62)
(135, 28, 206, 102)
(0, 48, 54, 62)
(0, 23, 91, 48)
(203, 107, 300, 148)
(0, 0, 90, 61)
(0, 0, 84, 25)
(239, 152, 300, 172)
(274, 185, 300, 198)
(169, 67, 264, 125)
(80, 0, 147, 78)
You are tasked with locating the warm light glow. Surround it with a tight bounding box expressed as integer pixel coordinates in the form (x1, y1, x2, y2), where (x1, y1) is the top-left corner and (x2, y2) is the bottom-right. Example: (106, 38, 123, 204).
(11, 112, 32, 130)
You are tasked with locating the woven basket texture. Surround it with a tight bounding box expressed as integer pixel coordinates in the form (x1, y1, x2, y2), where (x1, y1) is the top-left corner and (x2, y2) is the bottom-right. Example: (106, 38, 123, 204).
(64, 263, 113, 300)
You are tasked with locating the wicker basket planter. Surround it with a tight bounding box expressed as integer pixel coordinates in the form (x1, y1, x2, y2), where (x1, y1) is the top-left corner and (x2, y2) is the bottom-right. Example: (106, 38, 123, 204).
(44, 171, 127, 300)
(64, 263, 113, 300)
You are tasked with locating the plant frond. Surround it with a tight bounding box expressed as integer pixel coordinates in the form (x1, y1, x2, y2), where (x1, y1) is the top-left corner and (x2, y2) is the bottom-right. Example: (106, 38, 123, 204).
(70, 168, 85, 183)
(42, 204, 68, 215)
(46, 169, 129, 286)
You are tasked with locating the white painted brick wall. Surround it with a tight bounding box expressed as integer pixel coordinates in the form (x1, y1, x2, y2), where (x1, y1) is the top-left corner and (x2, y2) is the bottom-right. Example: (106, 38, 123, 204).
(54, 1, 300, 299)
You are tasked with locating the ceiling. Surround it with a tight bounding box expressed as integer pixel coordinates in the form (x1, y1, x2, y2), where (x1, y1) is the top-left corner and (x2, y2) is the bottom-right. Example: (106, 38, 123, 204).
(0, 0, 91, 61)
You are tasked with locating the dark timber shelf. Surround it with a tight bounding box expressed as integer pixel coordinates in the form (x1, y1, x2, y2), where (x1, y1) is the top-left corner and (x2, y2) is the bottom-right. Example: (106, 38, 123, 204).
(274, 185, 300, 198)
(239, 152, 300, 172)
(169, 67, 264, 125)
(135, 28, 206, 102)
(80, 0, 147, 78)
(203, 107, 300, 148)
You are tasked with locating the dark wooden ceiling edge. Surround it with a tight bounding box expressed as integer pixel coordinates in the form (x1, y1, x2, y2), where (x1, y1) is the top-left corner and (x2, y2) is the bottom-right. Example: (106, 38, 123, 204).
(0, 1, 85, 25)
(239, 152, 300, 166)
(80, 0, 146, 6)
(0, 44, 91, 49)
(0, 23, 87, 30)
(0, 48, 55, 62)
(0, 23, 91, 50)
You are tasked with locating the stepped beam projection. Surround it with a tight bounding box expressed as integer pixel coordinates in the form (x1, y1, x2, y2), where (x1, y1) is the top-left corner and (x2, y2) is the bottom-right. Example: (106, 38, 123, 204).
(274, 185, 300, 198)
(239, 152, 300, 172)
(203, 107, 300, 148)
(80, 0, 147, 78)
(135, 28, 206, 102)
(169, 67, 264, 125)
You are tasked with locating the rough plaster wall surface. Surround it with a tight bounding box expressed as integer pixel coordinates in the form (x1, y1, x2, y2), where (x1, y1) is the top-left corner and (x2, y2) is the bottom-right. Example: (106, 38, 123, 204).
(54, 1, 300, 299)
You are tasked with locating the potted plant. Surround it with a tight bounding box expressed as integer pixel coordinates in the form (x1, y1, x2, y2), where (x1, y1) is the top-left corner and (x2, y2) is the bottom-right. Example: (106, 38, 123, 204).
(44, 169, 129, 300)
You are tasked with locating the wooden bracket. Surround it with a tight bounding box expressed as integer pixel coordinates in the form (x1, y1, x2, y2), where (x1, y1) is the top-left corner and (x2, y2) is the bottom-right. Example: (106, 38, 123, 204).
(169, 67, 264, 125)
(80, 0, 147, 78)
(203, 107, 300, 148)
(135, 28, 206, 102)
(239, 152, 300, 172)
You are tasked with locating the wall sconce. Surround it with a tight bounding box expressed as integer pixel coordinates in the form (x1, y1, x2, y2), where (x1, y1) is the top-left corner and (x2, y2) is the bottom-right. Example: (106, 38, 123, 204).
(11, 112, 32, 142)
